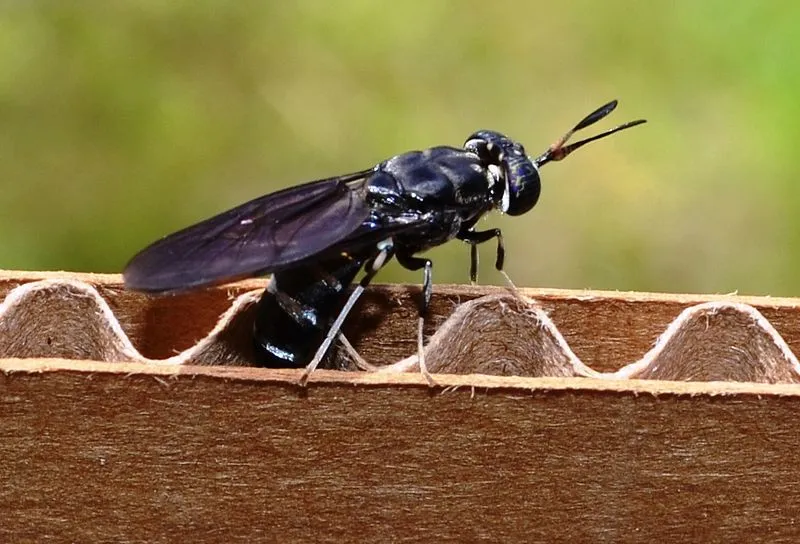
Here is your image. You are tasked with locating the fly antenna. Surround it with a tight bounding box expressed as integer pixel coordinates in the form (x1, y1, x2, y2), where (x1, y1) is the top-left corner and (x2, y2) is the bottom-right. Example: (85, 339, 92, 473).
(534, 100, 646, 167)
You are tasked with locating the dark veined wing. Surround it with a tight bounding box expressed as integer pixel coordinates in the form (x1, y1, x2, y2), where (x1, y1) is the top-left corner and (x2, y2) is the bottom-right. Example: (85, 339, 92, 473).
(123, 169, 376, 292)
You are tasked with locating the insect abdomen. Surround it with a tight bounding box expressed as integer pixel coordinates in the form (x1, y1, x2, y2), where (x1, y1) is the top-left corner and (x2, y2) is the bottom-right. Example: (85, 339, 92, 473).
(252, 253, 366, 368)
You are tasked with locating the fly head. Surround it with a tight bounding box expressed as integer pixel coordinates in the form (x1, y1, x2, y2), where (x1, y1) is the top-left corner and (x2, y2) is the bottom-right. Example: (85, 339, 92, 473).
(464, 100, 646, 219)
(464, 130, 541, 217)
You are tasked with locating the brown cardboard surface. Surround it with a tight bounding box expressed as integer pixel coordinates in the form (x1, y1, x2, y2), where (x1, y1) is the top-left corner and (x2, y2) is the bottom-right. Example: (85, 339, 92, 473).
(3, 271, 800, 541)
(2, 360, 800, 542)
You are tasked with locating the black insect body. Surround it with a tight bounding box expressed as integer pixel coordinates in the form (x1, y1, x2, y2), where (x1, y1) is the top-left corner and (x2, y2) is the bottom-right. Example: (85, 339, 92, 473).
(123, 100, 646, 383)
(252, 250, 370, 368)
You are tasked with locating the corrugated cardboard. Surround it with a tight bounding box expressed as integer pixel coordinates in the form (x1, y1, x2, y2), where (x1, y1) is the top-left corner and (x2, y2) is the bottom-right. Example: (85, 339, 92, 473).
(2, 270, 800, 541)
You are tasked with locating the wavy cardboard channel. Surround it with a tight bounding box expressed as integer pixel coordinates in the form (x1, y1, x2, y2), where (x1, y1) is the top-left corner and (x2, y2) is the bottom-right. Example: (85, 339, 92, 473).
(1, 278, 800, 383)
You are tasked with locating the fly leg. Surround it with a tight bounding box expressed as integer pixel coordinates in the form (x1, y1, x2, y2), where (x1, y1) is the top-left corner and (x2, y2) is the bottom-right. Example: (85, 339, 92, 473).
(458, 228, 504, 285)
(300, 240, 394, 386)
(313, 263, 375, 371)
(458, 227, 517, 290)
(396, 252, 435, 386)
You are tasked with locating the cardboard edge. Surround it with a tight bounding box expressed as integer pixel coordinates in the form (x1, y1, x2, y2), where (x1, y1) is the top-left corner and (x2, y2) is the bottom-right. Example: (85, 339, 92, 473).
(4, 357, 800, 398)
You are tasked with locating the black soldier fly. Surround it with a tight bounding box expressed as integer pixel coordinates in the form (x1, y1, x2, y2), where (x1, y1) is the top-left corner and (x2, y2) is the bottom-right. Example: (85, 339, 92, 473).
(124, 100, 645, 384)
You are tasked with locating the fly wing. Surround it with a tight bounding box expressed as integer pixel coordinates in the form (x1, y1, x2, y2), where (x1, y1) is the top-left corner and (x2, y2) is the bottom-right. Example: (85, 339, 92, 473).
(123, 169, 376, 292)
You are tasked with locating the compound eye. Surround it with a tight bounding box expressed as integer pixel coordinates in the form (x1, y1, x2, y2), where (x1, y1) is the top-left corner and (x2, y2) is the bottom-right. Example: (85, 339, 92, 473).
(504, 161, 541, 216)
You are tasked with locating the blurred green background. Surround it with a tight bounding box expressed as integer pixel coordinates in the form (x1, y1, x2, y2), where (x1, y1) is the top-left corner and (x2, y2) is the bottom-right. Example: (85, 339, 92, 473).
(2, 1, 799, 296)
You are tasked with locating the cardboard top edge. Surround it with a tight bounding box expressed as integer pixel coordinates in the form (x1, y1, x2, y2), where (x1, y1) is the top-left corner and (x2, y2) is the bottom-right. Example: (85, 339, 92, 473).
(3, 269, 799, 309)
(4, 357, 800, 398)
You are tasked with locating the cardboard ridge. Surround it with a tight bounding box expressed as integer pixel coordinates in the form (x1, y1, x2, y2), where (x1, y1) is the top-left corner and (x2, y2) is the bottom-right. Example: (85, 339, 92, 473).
(2, 274, 800, 384)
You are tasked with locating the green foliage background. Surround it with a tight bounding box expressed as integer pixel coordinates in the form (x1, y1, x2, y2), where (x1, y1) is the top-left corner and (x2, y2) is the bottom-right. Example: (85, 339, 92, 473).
(2, 2, 799, 296)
